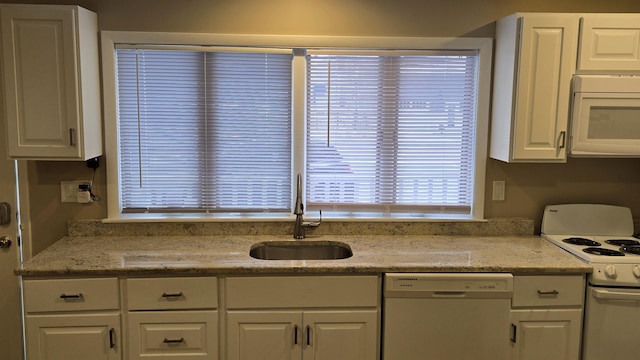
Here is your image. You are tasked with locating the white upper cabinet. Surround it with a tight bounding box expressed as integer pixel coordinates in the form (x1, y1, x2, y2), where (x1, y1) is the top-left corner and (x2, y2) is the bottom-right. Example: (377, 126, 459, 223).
(0, 5, 102, 160)
(578, 14, 640, 72)
(490, 13, 579, 163)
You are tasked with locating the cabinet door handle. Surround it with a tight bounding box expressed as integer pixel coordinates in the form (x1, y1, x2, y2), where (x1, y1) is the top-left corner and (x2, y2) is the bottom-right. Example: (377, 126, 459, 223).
(558, 131, 566, 149)
(161, 292, 184, 298)
(0, 202, 11, 225)
(60, 293, 83, 299)
(537, 290, 560, 296)
(109, 328, 116, 349)
(163, 337, 185, 344)
(293, 325, 299, 345)
(510, 323, 517, 343)
(69, 128, 76, 147)
(306, 325, 311, 347)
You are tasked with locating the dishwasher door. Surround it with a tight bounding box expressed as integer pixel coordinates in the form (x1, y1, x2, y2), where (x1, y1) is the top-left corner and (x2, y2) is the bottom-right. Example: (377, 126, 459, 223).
(383, 273, 513, 360)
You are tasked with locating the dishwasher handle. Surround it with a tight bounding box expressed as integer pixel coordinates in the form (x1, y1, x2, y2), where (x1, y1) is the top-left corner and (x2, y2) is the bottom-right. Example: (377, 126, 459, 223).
(432, 291, 467, 298)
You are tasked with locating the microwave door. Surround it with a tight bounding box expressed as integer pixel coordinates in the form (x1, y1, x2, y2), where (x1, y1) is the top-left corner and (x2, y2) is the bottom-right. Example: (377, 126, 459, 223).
(570, 92, 640, 157)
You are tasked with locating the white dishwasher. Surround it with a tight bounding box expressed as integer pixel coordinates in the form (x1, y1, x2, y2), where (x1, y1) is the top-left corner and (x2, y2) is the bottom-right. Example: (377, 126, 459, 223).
(383, 273, 513, 360)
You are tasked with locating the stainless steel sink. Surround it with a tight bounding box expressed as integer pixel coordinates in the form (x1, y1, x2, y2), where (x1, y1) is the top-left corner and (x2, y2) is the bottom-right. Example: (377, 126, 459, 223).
(249, 241, 353, 260)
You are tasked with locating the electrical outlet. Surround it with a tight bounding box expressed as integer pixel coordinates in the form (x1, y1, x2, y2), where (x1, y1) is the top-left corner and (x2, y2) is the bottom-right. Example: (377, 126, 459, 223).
(60, 181, 91, 203)
(492, 181, 505, 201)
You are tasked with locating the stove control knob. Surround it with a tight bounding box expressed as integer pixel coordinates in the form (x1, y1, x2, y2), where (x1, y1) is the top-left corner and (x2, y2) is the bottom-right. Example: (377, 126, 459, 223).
(633, 265, 640, 279)
(604, 265, 617, 278)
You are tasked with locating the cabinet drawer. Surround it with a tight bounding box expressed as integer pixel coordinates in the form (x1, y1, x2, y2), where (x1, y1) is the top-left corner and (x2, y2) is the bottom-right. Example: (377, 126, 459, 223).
(126, 277, 217, 310)
(226, 275, 379, 309)
(23, 278, 119, 313)
(512, 275, 585, 307)
(128, 310, 218, 360)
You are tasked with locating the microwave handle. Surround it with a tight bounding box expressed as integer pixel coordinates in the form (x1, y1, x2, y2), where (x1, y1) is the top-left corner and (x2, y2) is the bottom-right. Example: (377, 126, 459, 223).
(558, 131, 566, 149)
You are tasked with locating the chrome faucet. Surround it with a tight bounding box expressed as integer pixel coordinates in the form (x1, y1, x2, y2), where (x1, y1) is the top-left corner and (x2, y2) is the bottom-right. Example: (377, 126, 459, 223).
(293, 174, 321, 239)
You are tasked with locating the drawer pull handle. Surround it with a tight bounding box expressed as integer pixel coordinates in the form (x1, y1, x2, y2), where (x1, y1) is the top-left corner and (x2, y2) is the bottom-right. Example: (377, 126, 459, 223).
(537, 290, 559, 296)
(60, 293, 84, 299)
(163, 337, 185, 344)
(161, 292, 184, 298)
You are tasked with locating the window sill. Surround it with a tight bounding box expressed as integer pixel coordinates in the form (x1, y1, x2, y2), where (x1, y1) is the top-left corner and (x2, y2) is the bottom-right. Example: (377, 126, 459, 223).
(103, 212, 485, 223)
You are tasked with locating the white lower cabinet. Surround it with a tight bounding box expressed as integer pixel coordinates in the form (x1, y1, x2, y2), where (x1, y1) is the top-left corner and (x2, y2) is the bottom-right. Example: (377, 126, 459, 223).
(22, 273, 588, 360)
(22, 278, 122, 360)
(510, 309, 582, 360)
(303, 310, 377, 360)
(23, 275, 380, 360)
(510, 275, 585, 360)
(26, 313, 121, 360)
(227, 310, 377, 360)
(128, 310, 218, 360)
(125, 277, 219, 360)
(225, 275, 380, 360)
(227, 311, 300, 360)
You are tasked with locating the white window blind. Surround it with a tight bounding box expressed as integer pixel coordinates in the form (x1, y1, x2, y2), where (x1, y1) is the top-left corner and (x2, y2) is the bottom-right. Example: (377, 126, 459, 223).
(306, 52, 478, 215)
(116, 48, 292, 213)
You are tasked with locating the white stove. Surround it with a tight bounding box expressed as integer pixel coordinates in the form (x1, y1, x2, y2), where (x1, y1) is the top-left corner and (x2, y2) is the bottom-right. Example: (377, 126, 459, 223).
(541, 204, 640, 360)
(542, 203, 640, 287)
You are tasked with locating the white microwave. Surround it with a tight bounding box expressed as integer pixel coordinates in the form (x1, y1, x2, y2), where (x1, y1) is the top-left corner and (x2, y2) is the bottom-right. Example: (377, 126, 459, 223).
(570, 75, 640, 157)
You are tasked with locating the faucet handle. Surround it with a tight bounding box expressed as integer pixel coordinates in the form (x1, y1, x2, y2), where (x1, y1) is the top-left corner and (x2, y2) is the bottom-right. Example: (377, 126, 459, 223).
(304, 210, 322, 228)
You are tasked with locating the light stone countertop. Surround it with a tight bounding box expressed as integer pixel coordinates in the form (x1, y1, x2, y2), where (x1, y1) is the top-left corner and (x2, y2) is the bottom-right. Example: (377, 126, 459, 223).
(16, 234, 592, 277)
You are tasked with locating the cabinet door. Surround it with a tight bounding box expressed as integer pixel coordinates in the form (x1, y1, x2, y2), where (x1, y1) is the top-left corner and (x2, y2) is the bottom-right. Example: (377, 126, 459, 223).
(25, 313, 120, 360)
(303, 310, 378, 360)
(0, 6, 82, 158)
(579, 14, 640, 72)
(511, 15, 578, 162)
(227, 311, 302, 360)
(0, 5, 101, 160)
(510, 309, 582, 360)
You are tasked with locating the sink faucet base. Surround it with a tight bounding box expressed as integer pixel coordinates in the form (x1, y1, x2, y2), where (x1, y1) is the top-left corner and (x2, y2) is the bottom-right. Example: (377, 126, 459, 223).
(293, 174, 321, 239)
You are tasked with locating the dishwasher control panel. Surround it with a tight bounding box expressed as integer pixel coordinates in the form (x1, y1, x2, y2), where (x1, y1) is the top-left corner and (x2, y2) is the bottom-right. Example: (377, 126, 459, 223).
(385, 273, 514, 298)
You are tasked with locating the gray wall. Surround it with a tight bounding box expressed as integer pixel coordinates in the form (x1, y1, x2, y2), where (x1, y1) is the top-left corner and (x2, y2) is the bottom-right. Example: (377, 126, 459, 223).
(2, 0, 639, 254)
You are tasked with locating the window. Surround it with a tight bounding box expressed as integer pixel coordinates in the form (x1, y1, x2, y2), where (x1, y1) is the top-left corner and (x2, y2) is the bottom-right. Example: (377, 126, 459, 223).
(115, 47, 292, 213)
(102, 33, 491, 220)
(306, 52, 478, 216)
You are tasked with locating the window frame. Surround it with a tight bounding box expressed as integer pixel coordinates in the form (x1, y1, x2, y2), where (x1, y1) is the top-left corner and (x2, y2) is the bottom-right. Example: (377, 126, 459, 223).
(101, 32, 492, 221)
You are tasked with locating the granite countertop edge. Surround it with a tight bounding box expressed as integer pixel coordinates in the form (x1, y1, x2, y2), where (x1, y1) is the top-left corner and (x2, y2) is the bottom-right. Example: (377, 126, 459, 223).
(16, 234, 592, 277)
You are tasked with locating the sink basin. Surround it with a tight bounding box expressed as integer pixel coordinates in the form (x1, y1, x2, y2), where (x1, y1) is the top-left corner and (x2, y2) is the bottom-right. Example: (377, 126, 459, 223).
(249, 241, 353, 260)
